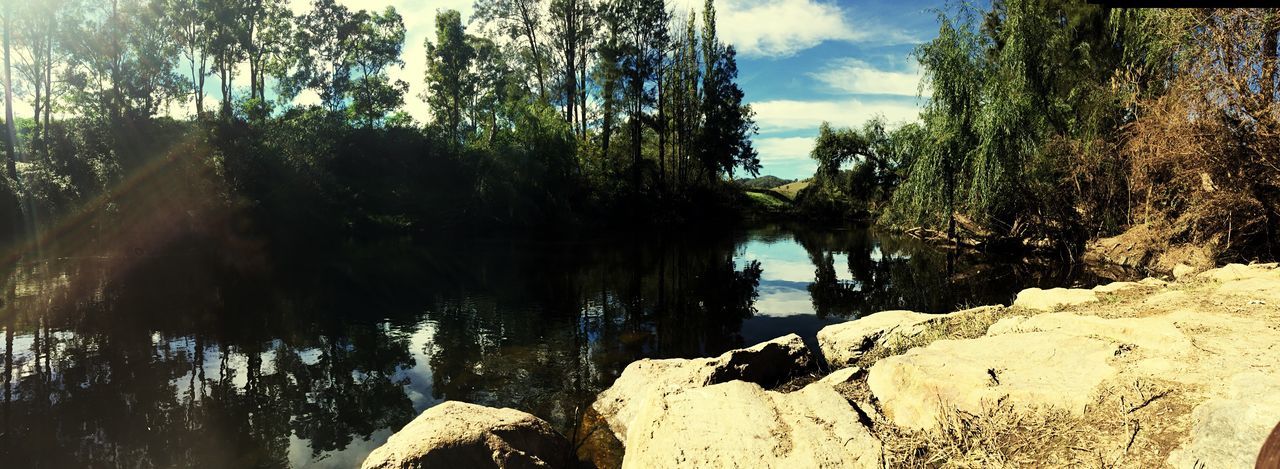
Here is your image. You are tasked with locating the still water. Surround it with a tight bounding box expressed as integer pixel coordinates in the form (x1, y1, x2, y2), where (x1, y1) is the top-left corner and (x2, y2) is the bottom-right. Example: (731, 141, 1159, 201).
(0, 224, 1115, 467)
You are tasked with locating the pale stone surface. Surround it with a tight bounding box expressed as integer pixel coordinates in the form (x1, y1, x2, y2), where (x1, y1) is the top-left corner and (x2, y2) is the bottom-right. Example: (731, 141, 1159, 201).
(817, 366, 860, 386)
(1172, 263, 1196, 280)
(1168, 372, 1280, 468)
(986, 313, 1192, 355)
(816, 310, 946, 367)
(1092, 281, 1142, 293)
(591, 334, 813, 444)
(622, 380, 882, 469)
(867, 331, 1118, 430)
(361, 401, 570, 469)
(1013, 287, 1099, 311)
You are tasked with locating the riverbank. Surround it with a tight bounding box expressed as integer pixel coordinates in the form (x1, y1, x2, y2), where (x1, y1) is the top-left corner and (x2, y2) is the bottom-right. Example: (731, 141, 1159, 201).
(363, 262, 1280, 468)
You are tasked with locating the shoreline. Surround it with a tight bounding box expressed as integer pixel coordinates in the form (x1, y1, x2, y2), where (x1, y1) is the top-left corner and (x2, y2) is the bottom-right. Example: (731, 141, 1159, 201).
(363, 262, 1280, 468)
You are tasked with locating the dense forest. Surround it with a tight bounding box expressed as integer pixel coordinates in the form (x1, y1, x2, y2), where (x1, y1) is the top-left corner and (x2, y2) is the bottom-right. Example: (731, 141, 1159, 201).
(0, 0, 760, 259)
(798, 5, 1280, 268)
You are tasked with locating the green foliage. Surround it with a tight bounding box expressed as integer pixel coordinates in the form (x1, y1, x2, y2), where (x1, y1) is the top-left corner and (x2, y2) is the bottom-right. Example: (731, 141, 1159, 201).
(880, 0, 1168, 249)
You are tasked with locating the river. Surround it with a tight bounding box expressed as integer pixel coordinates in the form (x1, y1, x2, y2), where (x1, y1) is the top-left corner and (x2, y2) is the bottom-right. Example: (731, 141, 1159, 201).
(0, 223, 1115, 467)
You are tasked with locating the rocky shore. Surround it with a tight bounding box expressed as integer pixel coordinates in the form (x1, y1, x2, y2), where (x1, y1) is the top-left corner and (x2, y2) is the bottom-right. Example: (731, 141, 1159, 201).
(362, 263, 1280, 468)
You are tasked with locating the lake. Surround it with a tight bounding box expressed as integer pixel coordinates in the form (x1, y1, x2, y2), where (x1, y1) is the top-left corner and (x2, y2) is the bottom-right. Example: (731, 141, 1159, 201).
(0, 224, 1116, 467)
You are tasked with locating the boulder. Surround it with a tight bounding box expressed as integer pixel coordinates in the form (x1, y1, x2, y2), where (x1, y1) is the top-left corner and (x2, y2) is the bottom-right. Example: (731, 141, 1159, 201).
(1012, 287, 1098, 311)
(361, 401, 570, 469)
(1168, 372, 1280, 468)
(622, 380, 882, 469)
(867, 331, 1117, 430)
(591, 334, 814, 444)
(816, 310, 946, 367)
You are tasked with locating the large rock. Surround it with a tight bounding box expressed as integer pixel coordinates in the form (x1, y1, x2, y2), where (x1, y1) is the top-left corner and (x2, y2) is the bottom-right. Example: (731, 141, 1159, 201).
(1012, 287, 1098, 311)
(622, 380, 882, 469)
(361, 401, 571, 469)
(591, 334, 814, 444)
(1168, 371, 1280, 468)
(867, 331, 1118, 430)
(986, 313, 1193, 356)
(817, 310, 947, 368)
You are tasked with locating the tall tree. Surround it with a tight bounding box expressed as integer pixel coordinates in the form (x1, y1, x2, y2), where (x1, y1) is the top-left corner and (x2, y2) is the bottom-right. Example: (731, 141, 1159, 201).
(3, 0, 17, 180)
(697, 0, 757, 180)
(346, 7, 407, 126)
(424, 10, 475, 149)
(166, 0, 210, 117)
(473, 0, 549, 100)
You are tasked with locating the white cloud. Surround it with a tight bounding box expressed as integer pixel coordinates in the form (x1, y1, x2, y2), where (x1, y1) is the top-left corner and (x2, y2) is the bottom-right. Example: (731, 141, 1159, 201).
(754, 136, 814, 163)
(670, 0, 918, 58)
(751, 97, 920, 133)
(809, 58, 924, 97)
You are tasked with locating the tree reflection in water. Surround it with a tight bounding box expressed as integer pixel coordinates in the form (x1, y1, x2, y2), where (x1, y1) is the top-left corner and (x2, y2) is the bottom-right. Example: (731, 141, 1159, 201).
(0, 225, 1113, 467)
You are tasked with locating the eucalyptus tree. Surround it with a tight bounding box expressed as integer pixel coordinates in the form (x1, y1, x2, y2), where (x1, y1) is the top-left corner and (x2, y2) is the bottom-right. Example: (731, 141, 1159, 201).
(424, 10, 476, 150)
(346, 7, 407, 126)
(165, 0, 211, 117)
(472, 0, 549, 100)
(3, 0, 16, 179)
(549, 0, 595, 137)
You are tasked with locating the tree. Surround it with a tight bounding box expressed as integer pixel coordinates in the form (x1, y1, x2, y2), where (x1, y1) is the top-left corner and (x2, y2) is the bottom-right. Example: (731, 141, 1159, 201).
(166, 0, 210, 117)
(472, 0, 549, 100)
(424, 10, 475, 150)
(3, 0, 17, 179)
(697, 0, 756, 181)
(549, 0, 594, 136)
(345, 7, 407, 126)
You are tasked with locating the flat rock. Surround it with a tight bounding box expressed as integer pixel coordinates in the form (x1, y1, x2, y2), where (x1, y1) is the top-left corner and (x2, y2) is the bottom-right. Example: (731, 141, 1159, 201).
(1168, 371, 1280, 468)
(591, 334, 813, 444)
(1013, 287, 1099, 311)
(622, 380, 882, 469)
(1092, 281, 1141, 294)
(361, 401, 570, 469)
(987, 313, 1192, 356)
(817, 310, 946, 367)
(867, 331, 1117, 430)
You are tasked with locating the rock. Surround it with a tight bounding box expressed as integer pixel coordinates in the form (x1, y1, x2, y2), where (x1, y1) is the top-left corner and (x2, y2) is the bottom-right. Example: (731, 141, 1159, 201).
(1012, 287, 1098, 311)
(622, 380, 882, 469)
(817, 366, 861, 386)
(816, 310, 947, 367)
(1172, 263, 1196, 280)
(1168, 372, 1280, 468)
(1092, 281, 1141, 294)
(986, 313, 1193, 355)
(708, 332, 815, 386)
(591, 334, 814, 444)
(867, 331, 1117, 430)
(361, 401, 570, 469)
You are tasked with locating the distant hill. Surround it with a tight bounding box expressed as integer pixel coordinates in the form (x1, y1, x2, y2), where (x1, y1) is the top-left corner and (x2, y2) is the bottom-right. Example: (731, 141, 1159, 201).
(736, 175, 793, 190)
(771, 179, 811, 201)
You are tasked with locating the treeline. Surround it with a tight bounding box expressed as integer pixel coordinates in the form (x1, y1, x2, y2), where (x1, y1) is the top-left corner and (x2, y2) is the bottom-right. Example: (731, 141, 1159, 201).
(803, 2, 1280, 265)
(0, 0, 760, 251)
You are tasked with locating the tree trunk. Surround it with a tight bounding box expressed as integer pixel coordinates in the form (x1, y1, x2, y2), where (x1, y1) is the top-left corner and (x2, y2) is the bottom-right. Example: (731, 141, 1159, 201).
(3, 0, 17, 180)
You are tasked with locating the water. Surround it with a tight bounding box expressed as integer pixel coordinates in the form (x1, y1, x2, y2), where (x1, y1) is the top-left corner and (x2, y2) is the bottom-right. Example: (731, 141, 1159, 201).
(0, 224, 1116, 467)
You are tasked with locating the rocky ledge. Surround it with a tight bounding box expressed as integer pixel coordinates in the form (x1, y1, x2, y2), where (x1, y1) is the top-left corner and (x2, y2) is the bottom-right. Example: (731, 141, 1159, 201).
(363, 263, 1280, 468)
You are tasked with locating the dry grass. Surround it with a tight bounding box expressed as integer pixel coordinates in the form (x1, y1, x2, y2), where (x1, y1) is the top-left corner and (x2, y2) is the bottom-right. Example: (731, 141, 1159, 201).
(849, 306, 1023, 369)
(872, 378, 1193, 469)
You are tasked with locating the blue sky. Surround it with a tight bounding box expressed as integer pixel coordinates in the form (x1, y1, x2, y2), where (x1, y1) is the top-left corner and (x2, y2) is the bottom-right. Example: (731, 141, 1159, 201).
(726, 0, 944, 179)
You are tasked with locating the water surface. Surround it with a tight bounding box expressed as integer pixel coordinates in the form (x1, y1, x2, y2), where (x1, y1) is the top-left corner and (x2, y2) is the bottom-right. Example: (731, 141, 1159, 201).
(0, 224, 1114, 467)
